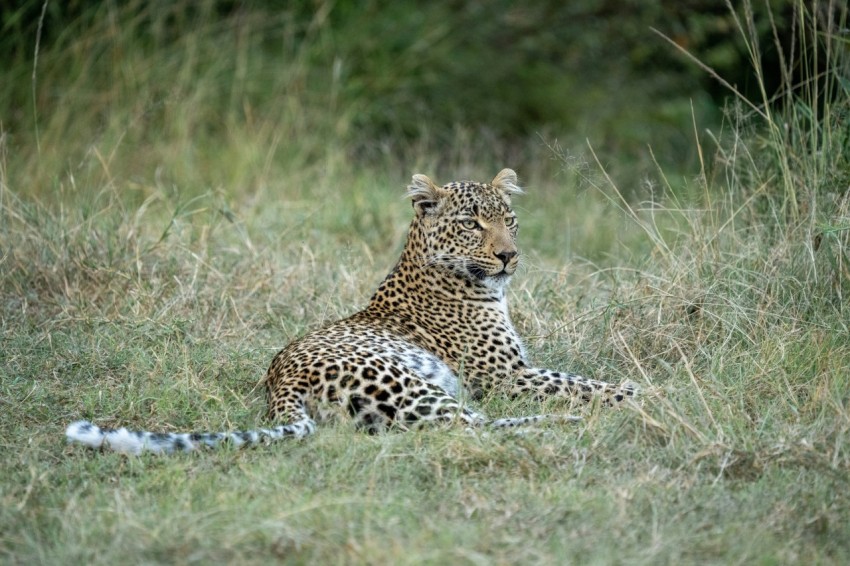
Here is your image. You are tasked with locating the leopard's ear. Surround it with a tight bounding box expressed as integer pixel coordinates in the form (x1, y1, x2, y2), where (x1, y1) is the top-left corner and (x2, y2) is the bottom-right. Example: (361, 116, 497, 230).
(491, 168, 523, 195)
(407, 174, 444, 216)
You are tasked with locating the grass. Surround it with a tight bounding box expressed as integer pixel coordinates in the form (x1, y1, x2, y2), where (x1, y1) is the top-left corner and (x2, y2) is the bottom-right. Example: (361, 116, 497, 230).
(2, 1, 850, 564)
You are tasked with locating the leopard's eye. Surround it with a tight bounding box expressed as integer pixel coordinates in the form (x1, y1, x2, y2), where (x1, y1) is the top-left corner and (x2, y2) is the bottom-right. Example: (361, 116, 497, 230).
(504, 216, 517, 227)
(459, 219, 481, 230)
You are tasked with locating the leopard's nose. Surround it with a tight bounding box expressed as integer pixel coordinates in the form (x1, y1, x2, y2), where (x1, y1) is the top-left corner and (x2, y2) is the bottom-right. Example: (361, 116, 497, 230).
(495, 250, 517, 266)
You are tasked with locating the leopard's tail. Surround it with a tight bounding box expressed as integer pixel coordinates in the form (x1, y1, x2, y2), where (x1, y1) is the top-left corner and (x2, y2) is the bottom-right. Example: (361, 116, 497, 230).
(65, 418, 317, 455)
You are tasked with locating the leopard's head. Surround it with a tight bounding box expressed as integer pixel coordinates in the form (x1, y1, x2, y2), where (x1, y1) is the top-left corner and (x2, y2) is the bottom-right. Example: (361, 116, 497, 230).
(405, 169, 522, 287)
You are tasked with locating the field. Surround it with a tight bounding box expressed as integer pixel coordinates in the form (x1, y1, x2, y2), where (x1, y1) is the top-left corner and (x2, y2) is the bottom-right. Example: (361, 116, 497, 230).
(2, 2, 849, 564)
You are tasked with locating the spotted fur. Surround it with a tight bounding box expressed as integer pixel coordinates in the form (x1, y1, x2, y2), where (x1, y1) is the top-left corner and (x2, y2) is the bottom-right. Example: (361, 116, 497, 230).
(66, 169, 637, 454)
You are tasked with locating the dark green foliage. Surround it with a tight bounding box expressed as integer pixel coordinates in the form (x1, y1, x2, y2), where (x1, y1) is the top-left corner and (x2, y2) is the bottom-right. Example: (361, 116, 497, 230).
(3, 0, 822, 174)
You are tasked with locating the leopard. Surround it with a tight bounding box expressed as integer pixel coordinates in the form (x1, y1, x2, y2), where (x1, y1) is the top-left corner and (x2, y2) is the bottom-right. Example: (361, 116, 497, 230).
(66, 168, 637, 454)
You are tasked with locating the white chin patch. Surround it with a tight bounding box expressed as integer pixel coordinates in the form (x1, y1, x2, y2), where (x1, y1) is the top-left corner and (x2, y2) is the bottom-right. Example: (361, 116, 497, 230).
(483, 273, 511, 291)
